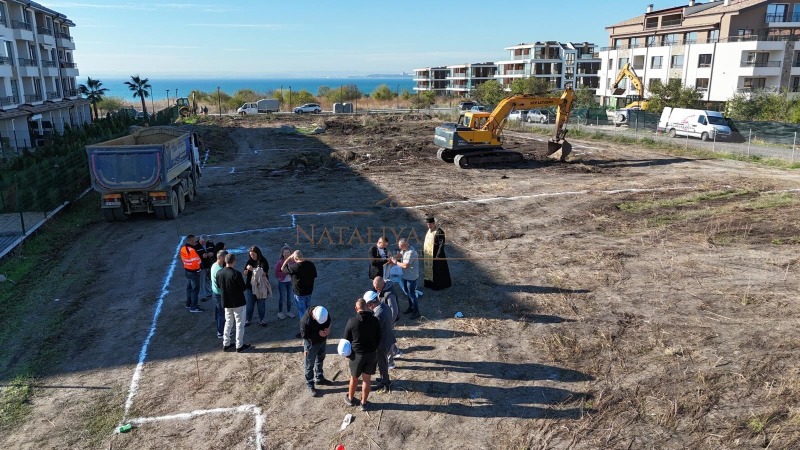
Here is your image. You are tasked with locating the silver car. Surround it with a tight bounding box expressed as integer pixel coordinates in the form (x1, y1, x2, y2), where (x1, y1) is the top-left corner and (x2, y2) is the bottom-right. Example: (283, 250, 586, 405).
(526, 109, 549, 123)
(508, 110, 528, 121)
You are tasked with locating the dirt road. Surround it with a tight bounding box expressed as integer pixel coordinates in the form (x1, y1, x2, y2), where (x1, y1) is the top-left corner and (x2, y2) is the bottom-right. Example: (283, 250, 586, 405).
(3, 114, 800, 449)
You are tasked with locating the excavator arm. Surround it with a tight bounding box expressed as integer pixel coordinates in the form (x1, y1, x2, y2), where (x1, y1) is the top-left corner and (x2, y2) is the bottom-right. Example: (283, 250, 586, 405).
(611, 63, 644, 97)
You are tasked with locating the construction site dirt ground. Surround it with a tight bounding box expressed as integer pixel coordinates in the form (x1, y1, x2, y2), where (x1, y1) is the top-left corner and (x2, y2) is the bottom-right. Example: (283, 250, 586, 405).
(3, 114, 800, 449)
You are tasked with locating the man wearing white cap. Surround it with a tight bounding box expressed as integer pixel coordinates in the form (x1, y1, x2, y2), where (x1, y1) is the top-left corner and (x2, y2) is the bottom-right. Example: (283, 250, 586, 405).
(300, 305, 331, 397)
(365, 290, 395, 392)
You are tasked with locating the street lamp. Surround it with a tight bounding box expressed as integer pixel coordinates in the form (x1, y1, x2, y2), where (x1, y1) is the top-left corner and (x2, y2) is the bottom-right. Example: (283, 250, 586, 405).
(175, 88, 178, 100)
(396, 84, 400, 110)
(165, 89, 169, 107)
(217, 86, 221, 117)
(289, 86, 292, 110)
(148, 86, 154, 122)
(280, 84, 283, 111)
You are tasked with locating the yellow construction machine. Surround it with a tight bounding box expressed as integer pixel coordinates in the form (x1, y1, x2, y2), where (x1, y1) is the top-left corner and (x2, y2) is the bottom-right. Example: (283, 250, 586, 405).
(433, 88, 575, 168)
(611, 63, 648, 110)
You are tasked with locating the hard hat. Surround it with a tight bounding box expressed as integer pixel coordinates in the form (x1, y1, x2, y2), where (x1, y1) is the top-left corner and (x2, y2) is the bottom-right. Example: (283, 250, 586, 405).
(312, 306, 328, 324)
(363, 291, 378, 303)
(338, 339, 352, 357)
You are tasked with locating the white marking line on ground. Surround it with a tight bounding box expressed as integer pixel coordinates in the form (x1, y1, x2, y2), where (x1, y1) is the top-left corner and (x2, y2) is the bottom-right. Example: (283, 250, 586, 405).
(120, 240, 182, 423)
(230, 167, 236, 174)
(202, 150, 210, 168)
(126, 405, 265, 447)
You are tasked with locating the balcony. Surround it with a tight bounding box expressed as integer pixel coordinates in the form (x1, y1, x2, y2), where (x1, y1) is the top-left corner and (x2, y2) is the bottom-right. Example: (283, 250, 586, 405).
(740, 60, 781, 67)
(56, 32, 75, 49)
(765, 12, 800, 23)
(41, 60, 56, 68)
(0, 56, 9, 65)
(64, 88, 77, 97)
(24, 93, 42, 103)
(11, 20, 31, 31)
(46, 91, 59, 99)
(18, 57, 37, 67)
(55, 31, 72, 41)
(0, 95, 17, 106)
(37, 26, 52, 36)
(511, 54, 531, 61)
(661, 18, 682, 27)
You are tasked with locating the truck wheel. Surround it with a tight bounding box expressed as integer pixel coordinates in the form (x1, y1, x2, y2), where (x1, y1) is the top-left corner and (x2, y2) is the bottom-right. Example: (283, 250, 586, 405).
(176, 185, 186, 212)
(164, 192, 179, 219)
(668, 129, 677, 138)
(186, 177, 196, 202)
(701, 132, 710, 141)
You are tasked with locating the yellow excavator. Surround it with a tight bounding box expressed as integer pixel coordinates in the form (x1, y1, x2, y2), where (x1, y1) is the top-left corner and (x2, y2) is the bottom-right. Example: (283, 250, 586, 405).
(611, 63, 648, 110)
(433, 87, 575, 168)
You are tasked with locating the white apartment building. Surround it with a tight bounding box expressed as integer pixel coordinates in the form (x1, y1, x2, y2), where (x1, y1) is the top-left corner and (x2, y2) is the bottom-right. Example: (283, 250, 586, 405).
(0, 0, 90, 153)
(598, 0, 800, 108)
(495, 41, 601, 91)
(413, 63, 498, 96)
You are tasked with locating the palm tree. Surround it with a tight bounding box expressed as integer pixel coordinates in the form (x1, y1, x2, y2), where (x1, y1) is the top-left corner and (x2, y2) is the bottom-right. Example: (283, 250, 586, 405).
(124, 75, 151, 120)
(78, 77, 109, 120)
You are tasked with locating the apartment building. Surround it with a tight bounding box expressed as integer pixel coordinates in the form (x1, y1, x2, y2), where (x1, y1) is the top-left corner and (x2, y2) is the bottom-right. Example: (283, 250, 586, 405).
(413, 63, 498, 96)
(495, 42, 601, 91)
(0, 0, 90, 153)
(598, 0, 800, 108)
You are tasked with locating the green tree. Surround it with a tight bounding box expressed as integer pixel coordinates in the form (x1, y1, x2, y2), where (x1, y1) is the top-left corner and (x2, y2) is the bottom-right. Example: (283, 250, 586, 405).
(96, 96, 124, 115)
(124, 75, 152, 119)
(645, 79, 702, 113)
(371, 84, 395, 101)
(292, 90, 317, 105)
(400, 89, 412, 100)
(410, 91, 436, 109)
(474, 80, 505, 106)
(509, 77, 551, 96)
(78, 77, 109, 120)
(317, 86, 331, 97)
(574, 85, 599, 109)
(326, 85, 361, 103)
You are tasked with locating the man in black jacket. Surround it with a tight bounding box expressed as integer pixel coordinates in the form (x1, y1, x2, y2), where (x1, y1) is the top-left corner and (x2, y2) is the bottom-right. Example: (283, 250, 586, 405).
(216, 253, 251, 353)
(343, 298, 381, 411)
(195, 234, 216, 301)
(301, 306, 331, 397)
(368, 236, 391, 280)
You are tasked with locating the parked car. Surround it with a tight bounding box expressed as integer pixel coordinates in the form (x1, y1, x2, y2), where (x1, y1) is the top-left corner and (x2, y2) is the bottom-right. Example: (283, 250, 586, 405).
(470, 105, 488, 112)
(458, 101, 477, 111)
(526, 109, 549, 123)
(293, 103, 322, 114)
(508, 110, 528, 121)
(135, 111, 145, 120)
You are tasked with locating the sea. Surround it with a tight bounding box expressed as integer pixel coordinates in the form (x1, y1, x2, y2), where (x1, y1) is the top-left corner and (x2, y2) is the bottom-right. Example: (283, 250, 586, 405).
(98, 77, 417, 102)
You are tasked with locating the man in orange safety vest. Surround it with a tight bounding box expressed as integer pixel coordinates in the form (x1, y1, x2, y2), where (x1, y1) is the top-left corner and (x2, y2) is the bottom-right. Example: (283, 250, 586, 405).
(180, 235, 204, 312)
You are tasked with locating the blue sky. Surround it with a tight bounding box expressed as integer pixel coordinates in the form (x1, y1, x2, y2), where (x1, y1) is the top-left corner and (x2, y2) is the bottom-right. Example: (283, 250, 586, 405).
(41, 0, 669, 78)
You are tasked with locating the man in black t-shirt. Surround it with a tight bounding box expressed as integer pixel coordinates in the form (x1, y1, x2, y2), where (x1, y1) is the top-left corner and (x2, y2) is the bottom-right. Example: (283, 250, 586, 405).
(281, 250, 317, 318)
(343, 298, 381, 411)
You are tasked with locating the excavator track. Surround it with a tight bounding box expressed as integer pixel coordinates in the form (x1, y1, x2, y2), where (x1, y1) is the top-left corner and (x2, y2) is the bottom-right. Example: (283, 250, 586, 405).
(437, 148, 456, 163)
(453, 150, 524, 169)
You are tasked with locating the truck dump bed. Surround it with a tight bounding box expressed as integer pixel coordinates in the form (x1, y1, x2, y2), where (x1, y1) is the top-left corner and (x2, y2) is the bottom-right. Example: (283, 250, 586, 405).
(86, 127, 192, 193)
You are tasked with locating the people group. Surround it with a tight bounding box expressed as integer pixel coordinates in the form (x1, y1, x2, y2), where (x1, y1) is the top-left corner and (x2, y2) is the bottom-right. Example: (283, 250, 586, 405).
(177, 216, 452, 409)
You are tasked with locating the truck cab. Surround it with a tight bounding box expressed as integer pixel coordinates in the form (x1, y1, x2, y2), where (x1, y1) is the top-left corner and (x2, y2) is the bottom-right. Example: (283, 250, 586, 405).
(237, 102, 258, 115)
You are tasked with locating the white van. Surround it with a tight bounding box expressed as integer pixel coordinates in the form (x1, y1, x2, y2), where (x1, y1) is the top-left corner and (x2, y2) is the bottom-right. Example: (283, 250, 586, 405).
(236, 98, 280, 115)
(658, 107, 732, 141)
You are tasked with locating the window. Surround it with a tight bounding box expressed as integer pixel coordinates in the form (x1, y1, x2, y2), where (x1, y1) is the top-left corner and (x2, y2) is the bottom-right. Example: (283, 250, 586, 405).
(645, 17, 658, 29)
(708, 29, 719, 43)
(648, 78, 661, 89)
(793, 4, 800, 22)
(646, 35, 658, 47)
(795, 51, 800, 67)
(662, 33, 681, 45)
(651, 56, 663, 69)
(766, 4, 788, 22)
(0, 3, 6, 26)
(743, 51, 769, 67)
(743, 77, 766, 89)
(684, 32, 697, 44)
(633, 55, 645, 70)
(736, 29, 755, 41)
(630, 37, 641, 48)
(614, 38, 625, 49)
(670, 55, 684, 68)
(618, 57, 629, 69)
(698, 54, 712, 68)
(565, 52, 575, 65)
(792, 76, 800, 92)
(695, 78, 709, 91)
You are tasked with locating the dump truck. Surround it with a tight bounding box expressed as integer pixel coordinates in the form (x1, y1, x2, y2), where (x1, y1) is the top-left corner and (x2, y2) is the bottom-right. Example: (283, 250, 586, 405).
(237, 98, 280, 115)
(86, 127, 202, 221)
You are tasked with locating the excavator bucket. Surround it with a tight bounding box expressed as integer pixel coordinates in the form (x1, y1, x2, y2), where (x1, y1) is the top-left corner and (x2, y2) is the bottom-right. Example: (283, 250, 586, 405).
(611, 88, 626, 95)
(547, 139, 572, 161)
